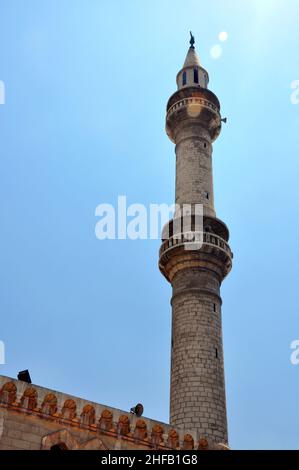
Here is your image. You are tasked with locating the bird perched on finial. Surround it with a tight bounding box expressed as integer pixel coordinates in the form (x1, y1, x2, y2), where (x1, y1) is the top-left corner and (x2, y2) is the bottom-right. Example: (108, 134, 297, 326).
(189, 31, 195, 48)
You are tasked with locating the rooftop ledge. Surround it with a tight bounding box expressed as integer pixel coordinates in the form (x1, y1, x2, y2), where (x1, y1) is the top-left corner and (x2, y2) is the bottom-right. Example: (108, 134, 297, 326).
(0, 375, 228, 450)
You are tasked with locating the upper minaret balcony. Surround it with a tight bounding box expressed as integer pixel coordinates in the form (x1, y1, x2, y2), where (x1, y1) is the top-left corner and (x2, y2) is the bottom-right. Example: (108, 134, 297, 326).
(166, 33, 222, 145)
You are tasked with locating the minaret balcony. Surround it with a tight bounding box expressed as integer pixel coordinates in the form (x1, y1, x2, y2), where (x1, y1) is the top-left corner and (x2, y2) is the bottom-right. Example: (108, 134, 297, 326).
(166, 88, 222, 143)
(159, 231, 233, 282)
(167, 96, 220, 119)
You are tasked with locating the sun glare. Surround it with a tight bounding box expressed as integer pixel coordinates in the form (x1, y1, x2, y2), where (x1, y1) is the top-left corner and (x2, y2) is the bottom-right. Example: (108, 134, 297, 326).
(219, 31, 228, 42)
(210, 44, 222, 60)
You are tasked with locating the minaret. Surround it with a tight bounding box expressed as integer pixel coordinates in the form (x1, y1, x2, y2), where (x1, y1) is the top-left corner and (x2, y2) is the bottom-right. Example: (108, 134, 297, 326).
(159, 33, 232, 445)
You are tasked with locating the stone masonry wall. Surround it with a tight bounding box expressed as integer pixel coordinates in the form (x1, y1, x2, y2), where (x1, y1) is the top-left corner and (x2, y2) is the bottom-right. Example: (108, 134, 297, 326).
(170, 268, 228, 444)
(175, 125, 215, 218)
(0, 375, 226, 450)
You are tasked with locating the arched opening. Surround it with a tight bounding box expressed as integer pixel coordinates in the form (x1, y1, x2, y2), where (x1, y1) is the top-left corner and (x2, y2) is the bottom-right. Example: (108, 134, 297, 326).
(41, 429, 79, 450)
(81, 404, 95, 426)
(50, 442, 68, 451)
(41, 393, 57, 415)
(0, 381, 16, 404)
(61, 399, 76, 419)
(182, 71, 187, 86)
(21, 387, 37, 410)
(194, 68, 199, 84)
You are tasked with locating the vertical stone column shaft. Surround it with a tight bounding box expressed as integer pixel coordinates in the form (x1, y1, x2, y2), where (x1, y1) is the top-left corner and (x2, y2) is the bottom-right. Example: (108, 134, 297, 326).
(170, 268, 228, 443)
(175, 125, 215, 218)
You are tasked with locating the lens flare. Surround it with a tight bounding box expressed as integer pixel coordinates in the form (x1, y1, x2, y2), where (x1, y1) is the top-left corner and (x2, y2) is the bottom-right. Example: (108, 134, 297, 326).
(218, 31, 228, 42)
(210, 45, 222, 59)
(187, 103, 202, 118)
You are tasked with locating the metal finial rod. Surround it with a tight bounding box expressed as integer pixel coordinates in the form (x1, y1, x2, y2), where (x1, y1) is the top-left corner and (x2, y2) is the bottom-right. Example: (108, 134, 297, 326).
(189, 31, 195, 48)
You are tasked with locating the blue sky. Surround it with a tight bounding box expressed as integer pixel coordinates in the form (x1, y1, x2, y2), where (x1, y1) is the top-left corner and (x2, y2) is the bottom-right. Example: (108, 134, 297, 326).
(0, 0, 299, 449)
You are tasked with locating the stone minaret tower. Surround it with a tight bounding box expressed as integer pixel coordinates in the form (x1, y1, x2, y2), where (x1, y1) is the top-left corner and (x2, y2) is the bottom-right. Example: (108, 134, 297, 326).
(159, 34, 233, 445)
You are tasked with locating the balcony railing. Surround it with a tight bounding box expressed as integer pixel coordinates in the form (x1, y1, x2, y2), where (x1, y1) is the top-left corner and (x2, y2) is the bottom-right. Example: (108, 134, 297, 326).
(159, 231, 232, 260)
(167, 97, 220, 119)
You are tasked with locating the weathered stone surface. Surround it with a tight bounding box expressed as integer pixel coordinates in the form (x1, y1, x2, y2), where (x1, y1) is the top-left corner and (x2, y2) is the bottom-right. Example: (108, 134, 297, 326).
(160, 43, 232, 445)
(0, 376, 221, 450)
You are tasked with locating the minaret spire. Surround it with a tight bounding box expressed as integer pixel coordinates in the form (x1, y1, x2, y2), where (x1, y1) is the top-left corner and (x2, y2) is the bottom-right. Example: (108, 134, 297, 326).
(189, 31, 195, 49)
(159, 38, 232, 446)
(177, 35, 208, 89)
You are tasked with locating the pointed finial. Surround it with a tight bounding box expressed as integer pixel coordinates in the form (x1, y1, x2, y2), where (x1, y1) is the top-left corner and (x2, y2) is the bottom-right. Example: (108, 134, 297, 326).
(189, 31, 195, 49)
